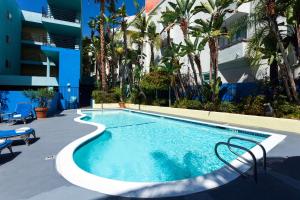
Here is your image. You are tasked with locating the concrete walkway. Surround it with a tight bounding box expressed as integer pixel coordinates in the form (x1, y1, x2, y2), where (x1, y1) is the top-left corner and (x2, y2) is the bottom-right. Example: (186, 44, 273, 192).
(0, 110, 300, 200)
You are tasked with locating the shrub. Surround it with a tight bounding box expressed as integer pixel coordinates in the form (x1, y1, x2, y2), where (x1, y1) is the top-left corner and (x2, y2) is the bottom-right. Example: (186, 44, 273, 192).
(24, 88, 55, 108)
(241, 95, 266, 116)
(218, 102, 237, 113)
(152, 99, 168, 106)
(203, 102, 217, 111)
(174, 99, 202, 110)
(92, 90, 118, 103)
(111, 87, 122, 102)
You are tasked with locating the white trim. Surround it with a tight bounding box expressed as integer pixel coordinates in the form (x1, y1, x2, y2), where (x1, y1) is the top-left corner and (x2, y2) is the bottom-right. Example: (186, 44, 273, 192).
(56, 109, 286, 198)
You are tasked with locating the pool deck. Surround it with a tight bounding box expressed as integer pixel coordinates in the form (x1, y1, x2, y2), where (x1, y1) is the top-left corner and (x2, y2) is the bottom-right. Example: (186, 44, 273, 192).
(1, 109, 300, 200)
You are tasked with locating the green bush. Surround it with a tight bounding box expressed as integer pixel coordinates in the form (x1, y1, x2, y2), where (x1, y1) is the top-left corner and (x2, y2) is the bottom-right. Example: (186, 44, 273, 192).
(111, 87, 122, 102)
(241, 95, 266, 116)
(174, 99, 202, 110)
(24, 88, 55, 108)
(218, 102, 237, 113)
(92, 90, 118, 103)
(203, 102, 217, 111)
(152, 99, 168, 106)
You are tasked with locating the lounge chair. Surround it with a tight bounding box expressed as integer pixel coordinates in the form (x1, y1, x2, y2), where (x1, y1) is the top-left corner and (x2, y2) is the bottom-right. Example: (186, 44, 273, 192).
(3, 103, 34, 124)
(0, 127, 36, 146)
(0, 140, 13, 155)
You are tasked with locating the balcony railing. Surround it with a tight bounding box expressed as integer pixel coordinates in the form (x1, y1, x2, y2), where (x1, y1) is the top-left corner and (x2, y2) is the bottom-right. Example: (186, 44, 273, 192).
(22, 32, 47, 44)
(42, 6, 80, 24)
(22, 32, 80, 50)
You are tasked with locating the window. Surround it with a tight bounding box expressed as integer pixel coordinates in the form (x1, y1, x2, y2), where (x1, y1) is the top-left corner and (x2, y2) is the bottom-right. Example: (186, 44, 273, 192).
(5, 59, 11, 68)
(6, 11, 12, 20)
(203, 72, 215, 83)
(5, 35, 10, 43)
(203, 73, 210, 83)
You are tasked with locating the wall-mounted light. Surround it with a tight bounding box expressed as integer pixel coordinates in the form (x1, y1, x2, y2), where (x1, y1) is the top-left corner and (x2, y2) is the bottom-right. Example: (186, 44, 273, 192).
(67, 83, 71, 93)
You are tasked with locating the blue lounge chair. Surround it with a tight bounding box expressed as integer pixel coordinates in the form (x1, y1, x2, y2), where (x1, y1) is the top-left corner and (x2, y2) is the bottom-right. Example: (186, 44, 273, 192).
(3, 103, 34, 124)
(0, 127, 36, 146)
(0, 140, 13, 155)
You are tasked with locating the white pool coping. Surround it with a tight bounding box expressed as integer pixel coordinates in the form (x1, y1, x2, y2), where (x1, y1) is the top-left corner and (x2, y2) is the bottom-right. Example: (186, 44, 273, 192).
(56, 109, 286, 198)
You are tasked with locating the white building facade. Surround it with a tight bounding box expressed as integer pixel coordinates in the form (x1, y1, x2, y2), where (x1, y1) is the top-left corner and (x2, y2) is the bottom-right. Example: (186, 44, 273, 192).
(142, 0, 270, 84)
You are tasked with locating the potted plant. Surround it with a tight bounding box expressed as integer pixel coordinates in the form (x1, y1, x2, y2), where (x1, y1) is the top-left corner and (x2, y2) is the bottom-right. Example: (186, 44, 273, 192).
(24, 88, 55, 119)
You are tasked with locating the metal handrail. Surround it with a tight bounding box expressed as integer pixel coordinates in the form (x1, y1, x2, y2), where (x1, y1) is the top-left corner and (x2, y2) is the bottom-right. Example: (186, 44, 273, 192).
(215, 142, 258, 183)
(228, 136, 267, 172)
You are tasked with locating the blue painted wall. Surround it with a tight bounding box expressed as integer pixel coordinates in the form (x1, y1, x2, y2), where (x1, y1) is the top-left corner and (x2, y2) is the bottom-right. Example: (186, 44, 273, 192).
(220, 82, 261, 102)
(0, 91, 59, 116)
(0, 0, 21, 75)
(41, 46, 80, 107)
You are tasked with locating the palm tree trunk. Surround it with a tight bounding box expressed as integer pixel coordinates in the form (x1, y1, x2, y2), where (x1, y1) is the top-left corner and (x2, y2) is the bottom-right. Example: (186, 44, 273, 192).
(296, 24, 300, 61)
(187, 54, 201, 95)
(278, 63, 293, 101)
(167, 30, 171, 46)
(172, 77, 180, 101)
(270, 19, 299, 103)
(209, 38, 218, 82)
(120, 19, 128, 101)
(194, 54, 203, 85)
(150, 43, 154, 69)
(266, 0, 299, 103)
(177, 72, 187, 97)
(119, 56, 124, 102)
(100, 1, 107, 91)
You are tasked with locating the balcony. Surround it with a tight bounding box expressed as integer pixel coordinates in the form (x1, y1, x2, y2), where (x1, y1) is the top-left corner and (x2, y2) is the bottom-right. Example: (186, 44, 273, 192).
(22, 32, 47, 45)
(219, 40, 248, 64)
(41, 5, 81, 37)
(42, 6, 80, 24)
(21, 32, 79, 50)
(0, 75, 58, 86)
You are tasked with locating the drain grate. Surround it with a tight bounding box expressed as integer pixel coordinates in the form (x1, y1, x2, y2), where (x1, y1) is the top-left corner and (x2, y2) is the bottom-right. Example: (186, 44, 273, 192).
(45, 155, 56, 160)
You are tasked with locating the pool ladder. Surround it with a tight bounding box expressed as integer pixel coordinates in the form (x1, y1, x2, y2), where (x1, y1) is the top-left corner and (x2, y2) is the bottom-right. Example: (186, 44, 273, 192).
(215, 136, 267, 183)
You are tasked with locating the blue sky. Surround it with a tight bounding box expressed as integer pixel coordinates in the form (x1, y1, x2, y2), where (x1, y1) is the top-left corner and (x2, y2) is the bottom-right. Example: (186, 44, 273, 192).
(16, 0, 145, 36)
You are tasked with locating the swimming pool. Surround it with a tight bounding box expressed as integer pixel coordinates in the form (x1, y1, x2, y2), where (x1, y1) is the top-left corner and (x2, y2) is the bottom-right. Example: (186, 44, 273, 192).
(56, 109, 286, 198)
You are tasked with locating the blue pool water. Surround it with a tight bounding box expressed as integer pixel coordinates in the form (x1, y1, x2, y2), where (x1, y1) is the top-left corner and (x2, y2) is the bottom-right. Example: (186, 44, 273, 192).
(74, 110, 268, 182)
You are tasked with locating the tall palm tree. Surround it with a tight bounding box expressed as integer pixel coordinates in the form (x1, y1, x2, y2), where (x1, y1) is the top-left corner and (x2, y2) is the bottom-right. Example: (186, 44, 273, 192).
(147, 21, 161, 68)
(166, 0, 202, 89)
(238, 0, 299, 103)
(160, 42, 188, 99)
(94, 0, 112, 91)
(192, 0, 234, 82)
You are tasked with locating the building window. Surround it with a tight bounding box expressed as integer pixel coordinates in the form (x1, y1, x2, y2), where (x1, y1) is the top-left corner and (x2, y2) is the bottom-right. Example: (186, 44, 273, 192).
(5, 35, 10, 43)
(219, 25, 247, 49)
(5, 59, 11, 68)
(203, 73, 215, 83)
(6, 11, 12, 20)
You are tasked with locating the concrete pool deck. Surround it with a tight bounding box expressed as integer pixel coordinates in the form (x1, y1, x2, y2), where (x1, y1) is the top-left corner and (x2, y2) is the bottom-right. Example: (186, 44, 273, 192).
(0, 109, 300, 200)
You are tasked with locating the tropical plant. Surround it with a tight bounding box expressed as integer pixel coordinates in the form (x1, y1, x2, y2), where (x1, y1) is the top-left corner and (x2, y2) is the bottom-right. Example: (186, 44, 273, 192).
(94, 0, 116, 91)
(192, 0, 234, 82)
(164, 0, 202, 90)
(239, 0, 300, 103)
(201, 77, 223, 103)
(24, 89, 55, 108)
(147, 21, 161, 68)
(158, 42, 186, 100)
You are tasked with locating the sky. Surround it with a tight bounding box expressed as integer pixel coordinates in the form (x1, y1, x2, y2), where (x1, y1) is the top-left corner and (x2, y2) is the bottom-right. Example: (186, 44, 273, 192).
(16, 0, 145, 36)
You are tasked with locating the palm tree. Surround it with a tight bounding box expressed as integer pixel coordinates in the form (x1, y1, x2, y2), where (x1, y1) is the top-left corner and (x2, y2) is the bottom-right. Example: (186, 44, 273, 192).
(94, 0, 113, 91)
(160, 42, 187, 99)
(147, 21, 161, 68)
(239, 0, 299, 103)
(166, 0, 202, 89)
(180, 38, 205, 85)
(192, 0, 234, 82)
